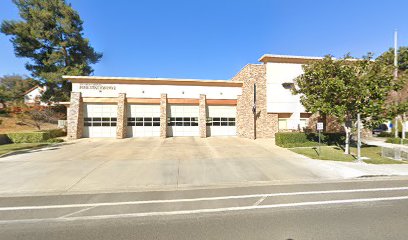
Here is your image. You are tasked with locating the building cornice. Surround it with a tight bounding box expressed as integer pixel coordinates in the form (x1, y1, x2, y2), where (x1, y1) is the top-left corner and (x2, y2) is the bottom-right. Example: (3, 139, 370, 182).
(63, 76, 243, 87)
(258, 54, 324, 64)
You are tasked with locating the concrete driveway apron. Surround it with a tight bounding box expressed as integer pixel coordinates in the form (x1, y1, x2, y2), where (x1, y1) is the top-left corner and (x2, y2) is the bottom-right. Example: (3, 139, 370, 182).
(0, 137, 323, 196)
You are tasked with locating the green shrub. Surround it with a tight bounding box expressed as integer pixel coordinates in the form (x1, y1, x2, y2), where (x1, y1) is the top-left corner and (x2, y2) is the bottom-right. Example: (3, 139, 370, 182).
(47, 129, 66, 138)
(275, 132, 310, 145)
(275, 132, 346, 148)
(46, 138, 64, 143)
(321, 133, 346, 146)
(385, 138, 408, 144)
(377, 132, 393, 138)
(6, 129, 66, 143)
(7, 132, 51, 143)
(278, 141, 320, 148)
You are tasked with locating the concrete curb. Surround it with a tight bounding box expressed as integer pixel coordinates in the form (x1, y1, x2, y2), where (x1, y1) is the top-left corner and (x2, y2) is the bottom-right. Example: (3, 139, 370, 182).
(0, 176, 407, 198)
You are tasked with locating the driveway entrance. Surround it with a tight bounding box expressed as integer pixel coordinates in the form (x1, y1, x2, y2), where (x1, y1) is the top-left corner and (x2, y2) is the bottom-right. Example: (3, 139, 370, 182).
(0, 137, 330, 196)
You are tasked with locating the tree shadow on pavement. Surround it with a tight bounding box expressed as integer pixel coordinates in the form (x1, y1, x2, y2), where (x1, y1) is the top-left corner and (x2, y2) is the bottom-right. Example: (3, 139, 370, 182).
(0, 142, 75, 158)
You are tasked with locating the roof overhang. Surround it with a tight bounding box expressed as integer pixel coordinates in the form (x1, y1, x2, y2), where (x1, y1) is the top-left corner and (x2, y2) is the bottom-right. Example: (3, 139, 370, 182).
(63, 76, 243, 87)
(56, 101, 70, 107)
(258, 54, 324, 64)
(23, 85, 41, 95)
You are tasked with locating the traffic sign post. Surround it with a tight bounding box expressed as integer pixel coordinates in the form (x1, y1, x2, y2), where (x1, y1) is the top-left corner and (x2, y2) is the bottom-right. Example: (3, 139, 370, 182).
(317, 122, 324, 155)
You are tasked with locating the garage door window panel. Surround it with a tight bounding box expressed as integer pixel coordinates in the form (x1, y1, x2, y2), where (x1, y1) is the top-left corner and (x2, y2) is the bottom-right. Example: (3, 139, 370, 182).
(206, 117, 235, 126)
(168, 117, 198, 126)
(127, 117, 159, 127)
(84, 117, 117, 127)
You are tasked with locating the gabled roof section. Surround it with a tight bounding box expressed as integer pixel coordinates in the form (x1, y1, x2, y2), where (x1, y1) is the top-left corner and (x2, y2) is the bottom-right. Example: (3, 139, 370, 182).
(23, 85, 41, 95)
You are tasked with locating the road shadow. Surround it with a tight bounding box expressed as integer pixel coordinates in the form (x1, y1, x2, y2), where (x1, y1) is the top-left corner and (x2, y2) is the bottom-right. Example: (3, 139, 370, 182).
(0, 142, 75, 159)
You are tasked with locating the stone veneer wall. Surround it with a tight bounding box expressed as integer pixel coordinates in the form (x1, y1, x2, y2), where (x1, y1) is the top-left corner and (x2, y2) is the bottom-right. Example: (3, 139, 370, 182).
(160, 94, 168, 138)
(116, 93, 127, 139)
(67, 92, 83, 140)
(199, 94, 207, 138)
(232, 64, 278, 139)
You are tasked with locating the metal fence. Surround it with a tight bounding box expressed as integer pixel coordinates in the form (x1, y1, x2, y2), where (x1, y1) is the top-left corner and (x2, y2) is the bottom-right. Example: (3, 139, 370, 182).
(382, 146, 408, 161)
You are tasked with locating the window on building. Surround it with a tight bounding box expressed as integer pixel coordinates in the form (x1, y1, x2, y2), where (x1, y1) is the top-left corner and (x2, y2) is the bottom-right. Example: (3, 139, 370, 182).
(84, 117, 117, 127)
(167, 117, 198, 126)
(206, 117, 235, 126)
(128, 117, 160, 127)
(278, 118, 288, 130)
(299, 118, 308, 129)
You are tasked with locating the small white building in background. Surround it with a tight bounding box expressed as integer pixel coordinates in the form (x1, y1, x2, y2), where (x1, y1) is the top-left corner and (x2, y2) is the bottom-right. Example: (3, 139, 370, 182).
(23, 85, 48, 106)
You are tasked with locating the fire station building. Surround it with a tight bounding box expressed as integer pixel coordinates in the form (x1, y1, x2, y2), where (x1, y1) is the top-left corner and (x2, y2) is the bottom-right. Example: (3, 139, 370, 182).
(65, 54, 319, 139)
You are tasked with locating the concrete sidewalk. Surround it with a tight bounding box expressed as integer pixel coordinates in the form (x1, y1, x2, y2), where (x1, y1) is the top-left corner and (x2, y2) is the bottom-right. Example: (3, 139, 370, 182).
(253, 140, 408, 179)
(363, 137, 408, 149)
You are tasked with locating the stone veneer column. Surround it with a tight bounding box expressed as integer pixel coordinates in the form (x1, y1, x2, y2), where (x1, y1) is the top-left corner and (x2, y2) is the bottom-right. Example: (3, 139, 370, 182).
(199, 94, 207, 138)
(116, 93, 127, 139)
(160, 94, 168, 138)
(236, 95, 243, 137)
(67, 92, 83, 140)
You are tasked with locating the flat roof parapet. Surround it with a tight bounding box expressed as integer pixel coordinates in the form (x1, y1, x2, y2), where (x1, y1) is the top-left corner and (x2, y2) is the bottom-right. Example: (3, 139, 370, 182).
(259, 54, 324, 64)
(62, 76, 243, 87)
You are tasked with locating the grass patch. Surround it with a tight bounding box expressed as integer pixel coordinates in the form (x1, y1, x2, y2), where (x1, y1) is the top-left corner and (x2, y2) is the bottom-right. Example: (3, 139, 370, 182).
(290, 146, 404, 164)
(0, 143, 50, 156)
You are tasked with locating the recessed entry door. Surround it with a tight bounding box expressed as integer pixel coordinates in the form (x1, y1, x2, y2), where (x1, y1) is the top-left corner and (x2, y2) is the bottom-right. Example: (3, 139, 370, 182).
(83, 103, 117, 138)
(127, 104, 160, 137)
(207, 106, 236, 136)
(167, 104, 199, 137)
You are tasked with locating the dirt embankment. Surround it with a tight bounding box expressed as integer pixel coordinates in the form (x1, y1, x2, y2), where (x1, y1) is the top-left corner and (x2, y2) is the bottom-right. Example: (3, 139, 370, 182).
(0, 115, 57, 134)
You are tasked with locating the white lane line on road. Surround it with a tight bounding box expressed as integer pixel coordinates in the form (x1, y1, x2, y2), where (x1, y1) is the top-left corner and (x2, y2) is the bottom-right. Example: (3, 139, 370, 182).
(253, 196, 267, 206)
(65, 195, 408, 220)
(58, 206, 96, 219)
(1, 186, 408, 211)
(1, 195, 408, 224)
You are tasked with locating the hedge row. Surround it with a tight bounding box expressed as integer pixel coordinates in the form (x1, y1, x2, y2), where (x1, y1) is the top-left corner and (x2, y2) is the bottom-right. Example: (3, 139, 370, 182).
(378, 132, 408, 138)
(275, 132, 346, 148)
(6, 129, 66, 143)
(385, 138, 408, 145)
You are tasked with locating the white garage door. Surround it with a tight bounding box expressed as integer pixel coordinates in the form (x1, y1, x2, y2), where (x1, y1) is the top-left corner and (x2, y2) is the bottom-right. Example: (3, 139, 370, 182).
(207, 106, 236, 136)
(83, 104, 117, 138)
(127, 104, 160, 137)
(167, 105, 199, 137)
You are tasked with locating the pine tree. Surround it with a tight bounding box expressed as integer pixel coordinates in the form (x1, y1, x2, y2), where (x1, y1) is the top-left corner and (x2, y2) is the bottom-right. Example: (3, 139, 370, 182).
(1, 0, 102, 101)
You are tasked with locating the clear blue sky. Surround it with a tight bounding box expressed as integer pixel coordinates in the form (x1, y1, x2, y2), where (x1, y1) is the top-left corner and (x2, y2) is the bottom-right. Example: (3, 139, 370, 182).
(0, 0, 407, 80)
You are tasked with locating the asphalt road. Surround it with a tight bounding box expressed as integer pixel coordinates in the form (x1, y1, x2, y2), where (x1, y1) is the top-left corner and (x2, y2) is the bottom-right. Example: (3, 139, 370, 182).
(1, 178, 408, 239)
